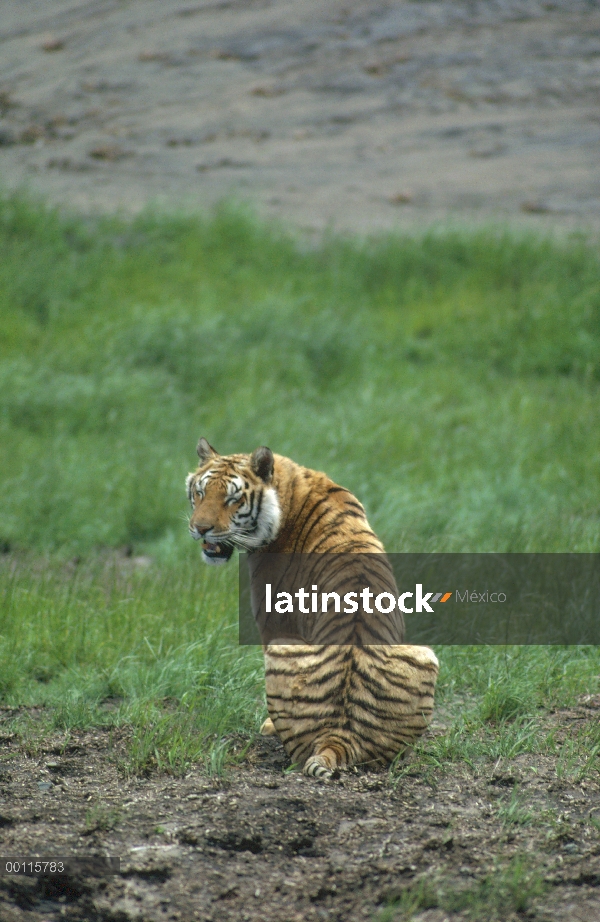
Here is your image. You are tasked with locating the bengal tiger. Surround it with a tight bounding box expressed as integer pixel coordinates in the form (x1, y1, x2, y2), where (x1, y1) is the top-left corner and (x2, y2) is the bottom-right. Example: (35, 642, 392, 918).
(187, 438, 439, 780)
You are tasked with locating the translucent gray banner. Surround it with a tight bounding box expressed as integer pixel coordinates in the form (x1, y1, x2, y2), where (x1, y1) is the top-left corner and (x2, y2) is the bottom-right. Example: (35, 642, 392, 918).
(238, 553, 600, 645)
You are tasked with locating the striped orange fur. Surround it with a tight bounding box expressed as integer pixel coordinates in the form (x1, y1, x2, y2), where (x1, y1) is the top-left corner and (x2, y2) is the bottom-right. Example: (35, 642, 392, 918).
(187, 439, 438, 780)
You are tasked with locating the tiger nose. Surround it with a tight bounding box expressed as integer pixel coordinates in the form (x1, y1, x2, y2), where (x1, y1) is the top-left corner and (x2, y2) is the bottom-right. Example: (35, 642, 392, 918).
(193, 524, 210, 535)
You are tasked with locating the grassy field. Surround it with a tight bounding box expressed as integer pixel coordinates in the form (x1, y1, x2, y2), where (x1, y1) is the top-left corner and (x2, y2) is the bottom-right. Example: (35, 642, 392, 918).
(1, 192, 600, 774)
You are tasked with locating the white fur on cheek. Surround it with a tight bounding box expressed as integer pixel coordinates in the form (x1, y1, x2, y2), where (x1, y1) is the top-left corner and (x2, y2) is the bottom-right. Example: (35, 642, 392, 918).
(185, 473, 195, 502)
(251, 486, 281, 547)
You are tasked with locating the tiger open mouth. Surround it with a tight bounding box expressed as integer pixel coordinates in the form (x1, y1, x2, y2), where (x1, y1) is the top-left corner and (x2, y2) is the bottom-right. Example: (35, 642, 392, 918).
(202, 539, 234, 562)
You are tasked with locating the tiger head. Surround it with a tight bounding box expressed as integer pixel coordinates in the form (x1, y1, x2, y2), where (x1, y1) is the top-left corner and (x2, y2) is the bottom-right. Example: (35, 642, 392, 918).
(186, 438, 282, 564)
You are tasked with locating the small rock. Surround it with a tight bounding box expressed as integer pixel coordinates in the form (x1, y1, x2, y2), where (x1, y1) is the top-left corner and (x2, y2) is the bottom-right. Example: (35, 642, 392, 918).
(364, 63, 386, 76)
(42, 38, 65, 52)
(328, 849, 348, 872)
(389, 192, 413, 205)
(20, 125, 46, 144)
(89, 144, 130, 161)
(489, 773, 516, 787)
(251, 85, 285, 97)
(196, 158, 251, 171)
(521, 200, 550, 214)
(210, 49, 240, 61)
(138, 51, 170, 62)
(166, 136, 196, 147)
(37, 781, 53, 792)
(47, 157, 92, 172)
(423, 836, 444, 850)
(218, 884, 238, 899)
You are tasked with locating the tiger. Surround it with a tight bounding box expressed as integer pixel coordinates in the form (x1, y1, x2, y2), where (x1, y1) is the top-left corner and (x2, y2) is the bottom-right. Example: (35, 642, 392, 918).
(187, 438, 439, 780)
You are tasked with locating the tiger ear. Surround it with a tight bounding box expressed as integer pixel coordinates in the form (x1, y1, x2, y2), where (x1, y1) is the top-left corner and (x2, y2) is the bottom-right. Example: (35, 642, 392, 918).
(250, 446, 274, 483)
(197, 438, 218, 462)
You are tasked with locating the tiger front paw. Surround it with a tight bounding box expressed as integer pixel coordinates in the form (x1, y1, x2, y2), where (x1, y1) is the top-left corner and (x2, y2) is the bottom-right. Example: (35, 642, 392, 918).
(303, 754, 339, 781)
(260, 717, 276, 736)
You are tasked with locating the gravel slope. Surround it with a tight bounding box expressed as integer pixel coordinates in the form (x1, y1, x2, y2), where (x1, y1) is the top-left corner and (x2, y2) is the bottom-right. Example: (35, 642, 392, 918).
(0, 0, 599, 231)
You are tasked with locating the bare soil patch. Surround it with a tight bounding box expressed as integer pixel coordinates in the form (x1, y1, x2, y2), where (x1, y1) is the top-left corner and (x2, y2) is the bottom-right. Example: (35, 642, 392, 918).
(1, 700, 599, 922)
(0, 0, 599, 232)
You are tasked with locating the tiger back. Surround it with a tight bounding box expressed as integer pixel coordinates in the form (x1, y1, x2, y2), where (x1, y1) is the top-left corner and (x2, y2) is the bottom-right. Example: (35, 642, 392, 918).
(187, 438, 439, 780)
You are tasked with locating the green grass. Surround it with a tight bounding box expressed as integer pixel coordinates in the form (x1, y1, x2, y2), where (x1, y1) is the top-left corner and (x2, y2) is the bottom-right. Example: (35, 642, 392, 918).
(377, 855, 546, 921)
(0, 557, 264, 773)
(392, 645, 600, 784)
(1, 191, 600, 772)
(2, 193, 600, 557)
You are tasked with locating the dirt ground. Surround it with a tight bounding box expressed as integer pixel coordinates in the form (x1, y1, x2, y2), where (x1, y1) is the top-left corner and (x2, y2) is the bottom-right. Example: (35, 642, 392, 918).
(2, 3, 600, 920)
(0, 698, 599, 922)
(1, 0, 600, 233)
